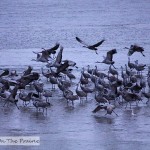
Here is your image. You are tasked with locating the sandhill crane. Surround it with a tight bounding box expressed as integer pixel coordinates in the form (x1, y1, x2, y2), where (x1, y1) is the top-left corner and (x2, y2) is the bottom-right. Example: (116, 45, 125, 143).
(75, 82, 87, 103)
(42, 43, 60, 57)
(0, 69, 9, 77)
(94, 66, 108, 78)
(67, 94, 79, 106)
(134, 60, 146, 74)
(19, 92, 33, 106)
(21, 72, 40, 81)
(94, 92, 109, 104)
(97, 49, 117, 62)
(66, 72, 76, 81)
(17, 72, 40, 90)
(92, 104, 118, 116)
(23, 66, 33, 76)
(108, 75, 118, 83)
(128, 57, 136, 70)
(125, 64, 135, 77)
(32, 53, 50, 63)
(9, 84, 19, 99)
(63, 90, 79, 106)
(130, 82, 142, 93)
(90, 69, 97, 83)
(33, 101, 51, 113)
(0, 79, 10, 91)
(94, 78, 104, 92)
(121, 90, 141, 108)
(33, 81, 44, 97)
(49, 76, 58, 90)
(108, 65, 118, 79)
(76, 37, 105, 54)
(121, 66, 129, 84)
(105, 49, 117, 62)
(57, 80, 67, 92)
(87, 65, 93, 74)
(42, 90, 52, 102)
(58, 78, 71, 89)
(96, 58, 115, 67)
(48, 46, 63, 68)
(98, 78, 110, 89)
(94, 66, 100, 77)
(33, 43, 60, 59)
(3, 95, 19, 109)
(80, 74, 89, 85)
(62, 60, 77, 68)
(130, 75, 137, 83)
(96, 49, 117, 68)
(63, 89, 73, 98)
(82, 67, 91, 79)
(80, 83, 94, 100)
(2, 85, 19, 109)
(9, 70, 18, 78)
(0, 89, 10, 99)
(56, 60, 70, 75)
(41, 67, 52, 81)
(125, 44, 145, 56)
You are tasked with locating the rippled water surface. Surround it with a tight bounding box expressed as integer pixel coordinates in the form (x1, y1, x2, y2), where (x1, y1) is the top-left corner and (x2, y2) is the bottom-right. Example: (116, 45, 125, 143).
(0, 0, 150, 150)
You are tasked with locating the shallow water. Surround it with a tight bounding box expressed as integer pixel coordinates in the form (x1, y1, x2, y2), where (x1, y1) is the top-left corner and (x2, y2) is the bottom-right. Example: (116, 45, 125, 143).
(0, 0, 150, 150)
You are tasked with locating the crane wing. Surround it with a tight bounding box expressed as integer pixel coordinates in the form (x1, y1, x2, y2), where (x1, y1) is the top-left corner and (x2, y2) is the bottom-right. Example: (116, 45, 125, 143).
(49, 43, 60, 51)
(55, 46, 63, 64)
(106, 49, 117, 61)
(92, 105, 105, 113)
(91, 39, 105, 47)
(76, 37, 89, 46)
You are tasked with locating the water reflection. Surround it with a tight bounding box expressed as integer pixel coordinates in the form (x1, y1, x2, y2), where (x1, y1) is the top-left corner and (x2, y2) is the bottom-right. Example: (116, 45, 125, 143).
(30, 112, 49, 121)
(93, 115, 114, 124)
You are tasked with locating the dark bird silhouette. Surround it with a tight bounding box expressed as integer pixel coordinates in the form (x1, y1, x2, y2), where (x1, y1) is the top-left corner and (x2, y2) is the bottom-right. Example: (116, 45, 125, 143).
(43, 90, 52, 102)
(23, 66, 33, 76)
(32, 53, 50, 63)
(128, 57, 136, 70)
(0, 69, 9, 77)
(125, 44, 145, 56)
(32, 43, 60, 62)
(33, 81, 44, 96)
(0, 80, 10, 91)
(19, 92, 33, 106)
(92, 104, 118, 116)
(76, 37, 105, 54)
(122, 90, 141, 108)
(76, 82, 87, 103)
(17, 72, 40, 89)
(40, 43, 60, 57)
(48, 46, 63, 68)
(56, 60, 70, 75)
(96, 49, 117, 68)
(41, 68, 52, 81)
(105, 49, 117, 62)
(3, 95, 19, 109)
(33, 101, 51, 113)
(3, 85, 19, 109)
(38, 43, 59, 55)
(63, 90, 79, 106)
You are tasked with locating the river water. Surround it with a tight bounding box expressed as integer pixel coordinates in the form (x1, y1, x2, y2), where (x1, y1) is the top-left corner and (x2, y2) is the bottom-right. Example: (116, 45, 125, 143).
(0, 0, 150, 150)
